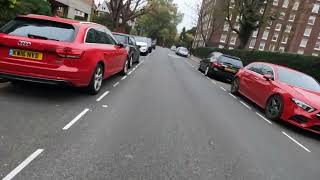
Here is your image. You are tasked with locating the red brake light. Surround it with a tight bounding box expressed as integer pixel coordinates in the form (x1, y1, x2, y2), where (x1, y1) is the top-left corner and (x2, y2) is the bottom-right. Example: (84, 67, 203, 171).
(212, 62, 222, 68)
(56, 47, 84, 59)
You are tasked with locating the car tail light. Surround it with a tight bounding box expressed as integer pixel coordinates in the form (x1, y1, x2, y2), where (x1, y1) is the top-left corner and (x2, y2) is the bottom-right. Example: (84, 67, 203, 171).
(211, 62, 222, 68)
(56, 47, 84, 59)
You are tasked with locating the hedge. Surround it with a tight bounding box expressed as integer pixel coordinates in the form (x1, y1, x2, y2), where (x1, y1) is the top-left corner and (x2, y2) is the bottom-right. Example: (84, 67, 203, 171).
(192, 47, 320, 81)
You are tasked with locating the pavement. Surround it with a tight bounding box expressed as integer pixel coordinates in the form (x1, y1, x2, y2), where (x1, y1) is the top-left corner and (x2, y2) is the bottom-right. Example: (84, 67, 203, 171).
(1, 47, 320, 180)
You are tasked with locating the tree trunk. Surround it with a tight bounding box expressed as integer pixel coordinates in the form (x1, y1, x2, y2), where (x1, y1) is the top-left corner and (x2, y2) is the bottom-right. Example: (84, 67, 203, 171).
(238, 25, 253, 49)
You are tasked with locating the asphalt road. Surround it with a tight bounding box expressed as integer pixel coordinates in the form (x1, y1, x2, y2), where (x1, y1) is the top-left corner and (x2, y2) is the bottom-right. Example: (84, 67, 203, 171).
(1, 47, 320, 180)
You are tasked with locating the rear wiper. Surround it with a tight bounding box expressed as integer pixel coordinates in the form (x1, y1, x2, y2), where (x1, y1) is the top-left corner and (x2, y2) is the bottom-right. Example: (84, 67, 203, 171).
(27, 34, 60, 41)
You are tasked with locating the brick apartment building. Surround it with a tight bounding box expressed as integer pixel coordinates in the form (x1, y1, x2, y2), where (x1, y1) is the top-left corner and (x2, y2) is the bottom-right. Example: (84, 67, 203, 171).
(193, 0, 320, 56)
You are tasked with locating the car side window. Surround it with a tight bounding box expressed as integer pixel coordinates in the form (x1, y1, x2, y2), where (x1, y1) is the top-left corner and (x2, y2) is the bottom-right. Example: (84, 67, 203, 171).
(130, 37, 136, 45)
(94, 29, 110, 44)
(262, 65, 274, 77)
(248, 64, 263, 75)
(105, 31, 117, 45)
(85, 28, 96, 43)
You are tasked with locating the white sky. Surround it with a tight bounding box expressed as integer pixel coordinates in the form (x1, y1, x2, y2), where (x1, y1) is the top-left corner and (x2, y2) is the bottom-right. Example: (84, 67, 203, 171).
(94, 0, 199, 32)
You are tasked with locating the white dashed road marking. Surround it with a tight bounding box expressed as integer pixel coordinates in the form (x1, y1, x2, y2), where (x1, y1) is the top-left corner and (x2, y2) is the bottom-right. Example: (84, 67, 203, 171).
(128, 71, 132, 75)
(239, 101, 252, 110)
(121, 76, 127, 80)
(228, 93, 237, 99)
(256, 112, 272, 124)
(211, 80, 217, 84)
(96, 91, 110, 102)
(102, 105, 108, 108)
(3, 149, 44, 180)
(62, 108, 90, 130)
(220, 87, 227, 91)
(282, 131, 311, 152)
(113, 82, 120, 87)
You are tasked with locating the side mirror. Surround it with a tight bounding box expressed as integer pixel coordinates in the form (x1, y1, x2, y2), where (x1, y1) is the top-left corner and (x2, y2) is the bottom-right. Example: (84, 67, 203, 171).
(117, 43, 124, 48)
(137, 45, 141, 48)
(263, 74, 273, 81)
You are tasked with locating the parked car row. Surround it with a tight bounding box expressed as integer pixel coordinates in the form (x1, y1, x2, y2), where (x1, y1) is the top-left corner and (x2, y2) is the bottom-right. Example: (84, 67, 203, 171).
(199, 52, 320, 134)
(0, 14, 152, 95)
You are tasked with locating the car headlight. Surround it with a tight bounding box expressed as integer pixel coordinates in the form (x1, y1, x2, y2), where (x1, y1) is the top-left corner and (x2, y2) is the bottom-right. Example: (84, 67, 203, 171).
(292, 98, 316, 113)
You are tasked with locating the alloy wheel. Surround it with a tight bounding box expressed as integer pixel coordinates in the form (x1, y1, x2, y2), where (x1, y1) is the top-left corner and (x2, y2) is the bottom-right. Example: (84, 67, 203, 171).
(266, 95, 283, 120)
(94, 66, 103, 91)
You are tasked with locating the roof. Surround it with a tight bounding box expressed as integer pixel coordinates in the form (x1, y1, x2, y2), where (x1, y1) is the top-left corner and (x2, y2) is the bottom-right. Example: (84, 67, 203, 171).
(112, 32, 132, 37)
(222, 54, 241, 60)
(18, 14, 80, 24)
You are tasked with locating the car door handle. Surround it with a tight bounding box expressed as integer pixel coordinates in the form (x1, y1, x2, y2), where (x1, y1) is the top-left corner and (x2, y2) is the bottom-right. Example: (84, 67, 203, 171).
(254, 77, 259, 80)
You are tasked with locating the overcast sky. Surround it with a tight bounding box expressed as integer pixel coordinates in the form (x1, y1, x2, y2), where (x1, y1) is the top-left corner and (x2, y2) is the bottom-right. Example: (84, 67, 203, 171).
(94, 0, 199, 32)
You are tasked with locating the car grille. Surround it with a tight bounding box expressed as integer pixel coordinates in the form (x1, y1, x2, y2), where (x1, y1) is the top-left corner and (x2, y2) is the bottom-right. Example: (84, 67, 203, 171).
(310, 125, 320, 132)
(290, 115, 309, 123)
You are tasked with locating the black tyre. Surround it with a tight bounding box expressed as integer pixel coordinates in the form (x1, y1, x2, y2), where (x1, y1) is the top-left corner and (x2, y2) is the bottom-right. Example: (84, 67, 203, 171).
(120, 59, 129, 76)
(129, 56, 133, 69)
(265, 95, 284, 121)
(230, 78, 240, 95)
(87, 64, 104, 95)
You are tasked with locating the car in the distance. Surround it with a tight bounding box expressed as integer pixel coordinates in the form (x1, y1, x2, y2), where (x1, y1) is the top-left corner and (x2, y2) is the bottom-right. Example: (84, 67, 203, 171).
(134, 36, 149, 56)
(199, 52, 243, 82)
(231, 62, 320, 134)
(175, 47, 189, 57)
(146, 38, 152, 53)
(151, 39, 157, 49)
(113, 32, 140, 68)
(0, 14, 129, 95)
(171, 46, 176, 51)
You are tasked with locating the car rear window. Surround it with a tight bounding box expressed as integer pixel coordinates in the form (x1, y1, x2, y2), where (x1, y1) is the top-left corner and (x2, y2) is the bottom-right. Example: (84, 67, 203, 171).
(218, 56, 243, 67)
(0, 17, 76, 42)
(113, 34, 128, 44)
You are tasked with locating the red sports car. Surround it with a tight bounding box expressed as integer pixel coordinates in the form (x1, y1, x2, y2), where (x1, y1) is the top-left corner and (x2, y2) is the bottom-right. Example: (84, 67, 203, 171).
(0, 14, 129, 94)
(231, 62, 320, 134)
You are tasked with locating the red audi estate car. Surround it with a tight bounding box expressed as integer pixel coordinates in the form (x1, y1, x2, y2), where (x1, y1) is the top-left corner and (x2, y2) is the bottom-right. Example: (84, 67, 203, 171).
(0, 14, 129, 94)
(231, 62, 320, 134)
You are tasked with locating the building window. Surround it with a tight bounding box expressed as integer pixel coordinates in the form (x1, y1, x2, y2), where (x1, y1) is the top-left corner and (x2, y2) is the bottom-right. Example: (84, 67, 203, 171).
(289, 14, 295, 22)
(275, 23, 282, 31)
(312, 4, 320, 13)
(272, 33, 279, 41)
(304, 27, 312, 37)
(312, 53, 318, 56)
(282, 0, 289, 8)
(273, 0, 279, 6)
(279, 12, 285, 19)
(300, 38, 308, 47)
(223, 22, 229, 31)
(314, 41, 320, 50)
(259, 8, 264, 14)
(220, 34, 227, 43)
(285, 25, 292, 33)
(269, 44, 276, 51)
(282, 35, 288, 44)
(234, 23, 240, 31)
(266, 20, 272, 29)
(230, 35, 237, 45)
(297, 49, 304, 54)
(229, 47, 234, 50)
(279, 46, 285, 53)
(308, 16, 316, 25)
(292, 1, 299, 10)
(249, 39, 256, 49)
(262, 30, 269, 40)
(252, 30, 258, 37)
(259, 42, 266, 50)
(218, 45, 224, 49)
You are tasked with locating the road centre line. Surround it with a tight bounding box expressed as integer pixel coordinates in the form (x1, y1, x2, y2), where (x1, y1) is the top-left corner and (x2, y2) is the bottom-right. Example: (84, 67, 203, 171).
(113, 82, 120, 87)
(3, 149, 44, 180)
(220, 87, 227, 91)
(128, 71, 132, 75)
(255, 112, 272, 124)
(211, 80, 217, 84)
(62, 108, 90, 130)
(228, 93, 237, 99)
(96, 91, 110, 102)
(282, 131, 311, 152)
(239, 101, 252, 110)
(121, 76, 127, 80)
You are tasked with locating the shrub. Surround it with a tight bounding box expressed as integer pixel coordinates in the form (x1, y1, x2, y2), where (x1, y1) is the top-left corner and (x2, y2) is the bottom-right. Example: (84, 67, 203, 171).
(192, 47, 320, 81)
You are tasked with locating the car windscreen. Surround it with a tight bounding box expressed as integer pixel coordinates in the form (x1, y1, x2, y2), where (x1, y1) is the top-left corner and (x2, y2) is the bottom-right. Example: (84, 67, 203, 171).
(218, 56, 243, 67)
(135, 36, 147, 42)
(113, 34, 128, 44)
(179, 47, 188, 52)
(277, 67, 320, 92)
(0, 17, 76, 42)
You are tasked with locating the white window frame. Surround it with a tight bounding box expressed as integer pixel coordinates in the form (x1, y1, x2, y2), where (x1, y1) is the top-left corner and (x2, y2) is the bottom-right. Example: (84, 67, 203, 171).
(269, 44, 276, 51)
(282, 0, 289, 8)
(282, 36, 288, 44)
(312, 53, 319, 56)
(262, 30, 269, 40)
(314, 40, 320, 50)
(259, 42, 266, 50)
(272, 33, 279, 42)
(279, 12, 285, 20)
(297, 49, 304, 54)
(285, 25, 292, 33)
(220, 34, 227, 43)
(292, 1, 299, 10)
(273, 0, 279, 6)
(230, 35, 237, 45)
(279, 46, 285, 53)
(249, 39, 256, 49)
(308, 16, 316, 25)
(289, 14, 295, 22)
(252, 30, 258, 37)
(275, 23, 282, 31)
(223, 22, 229, 31)
(304, 27, 312, 37)
(312, 4, 320, 13)
(300, 39, 308, 48)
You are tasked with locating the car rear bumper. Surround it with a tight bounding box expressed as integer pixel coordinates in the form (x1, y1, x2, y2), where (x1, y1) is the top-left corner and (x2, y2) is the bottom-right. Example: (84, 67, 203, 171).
(210, 68, 236, 80)
(0, 61, 91, 87)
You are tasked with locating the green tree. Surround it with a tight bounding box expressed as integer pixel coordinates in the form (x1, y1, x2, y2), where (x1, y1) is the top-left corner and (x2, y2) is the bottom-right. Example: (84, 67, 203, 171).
(135, 0, 182, 47)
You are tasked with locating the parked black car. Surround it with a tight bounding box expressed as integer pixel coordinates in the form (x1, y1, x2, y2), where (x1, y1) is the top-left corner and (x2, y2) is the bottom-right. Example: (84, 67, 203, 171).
(151, 40, 157, 49)
(112, 32, 140, 68)
(198, 52, 244, 82)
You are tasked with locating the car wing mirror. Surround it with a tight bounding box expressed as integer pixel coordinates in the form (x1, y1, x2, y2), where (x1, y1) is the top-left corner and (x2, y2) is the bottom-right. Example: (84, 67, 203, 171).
(117, 43, 124, 48)
(263, 74, 273, 81)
